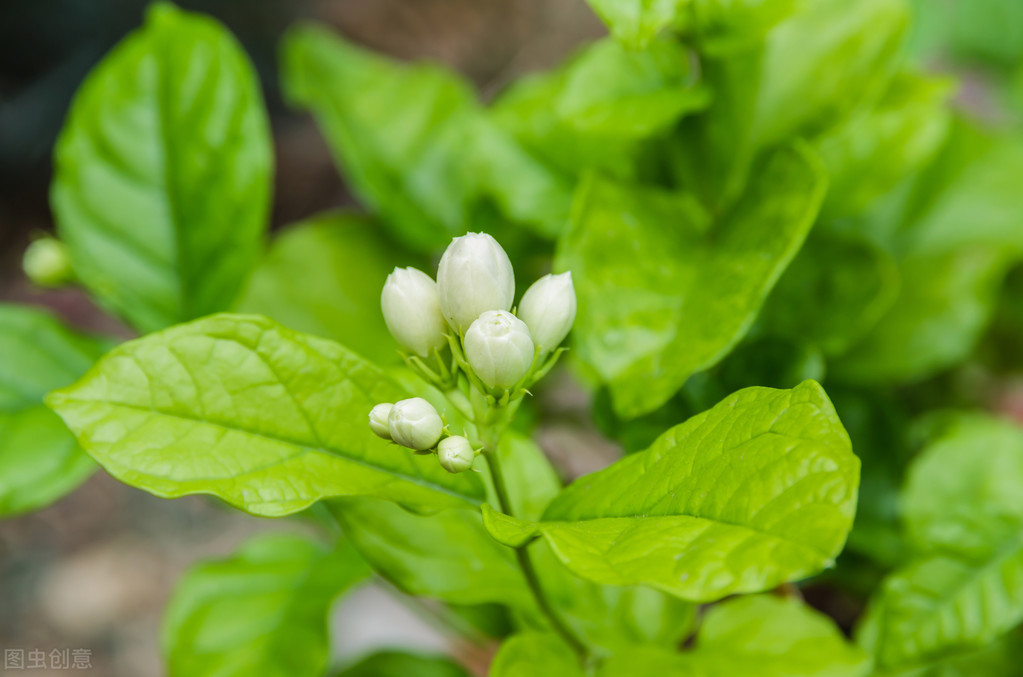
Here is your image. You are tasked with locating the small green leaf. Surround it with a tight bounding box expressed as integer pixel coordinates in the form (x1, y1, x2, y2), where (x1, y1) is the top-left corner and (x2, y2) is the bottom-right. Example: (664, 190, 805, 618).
(236, 212, 405, 364)
(47, 314, 486, 516)
(516, 382, 858, 602)
(0, 304, 111, 516)
(492, 38, 709, 182)
(330, 498, 534, 610)
(490, 633, 582, 677)
(162, 533, 369, 677)
(679, 0, 799, 54)
(584, 0, 687, 49)
(335, 651, 469, 677)
(559, 143, 825, 417)
(52, 3, 272, 332)
(481, 504, 539, 548)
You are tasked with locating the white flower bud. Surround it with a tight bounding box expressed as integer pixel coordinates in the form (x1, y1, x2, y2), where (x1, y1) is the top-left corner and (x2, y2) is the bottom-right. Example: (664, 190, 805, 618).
(381, 267, 448, 356)
(464, 310, 534, 390)
(388, 397, 444, 451)
(437, 233, 515, 333)
(437, 435, 476, 473)
(518, 272, 576, 354)
(368, 403, 393, 440)
(23, 237, 73, 288)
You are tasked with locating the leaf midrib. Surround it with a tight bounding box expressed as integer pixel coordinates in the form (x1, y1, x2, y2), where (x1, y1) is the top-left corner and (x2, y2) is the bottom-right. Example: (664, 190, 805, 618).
(53, 395, 482, 505)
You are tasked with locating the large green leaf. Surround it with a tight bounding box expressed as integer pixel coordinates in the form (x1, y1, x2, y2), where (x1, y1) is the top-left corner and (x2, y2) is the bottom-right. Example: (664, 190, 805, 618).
(330, 497, 533, 610)
(559, 143, 825, 418)
(236, 212, 404, 364)
(0, 305, 111, 516)
(51, 3, 272, 332)
(335, 651, 469, 677)
(485, 382, 858, 602)
(280, 24, 569, 246)
(47, 314, 486, 516)
(162, 533, 369, 677)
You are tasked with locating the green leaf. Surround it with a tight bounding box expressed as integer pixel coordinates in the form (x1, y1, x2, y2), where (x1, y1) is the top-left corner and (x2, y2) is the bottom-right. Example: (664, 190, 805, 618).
(815, 71, 952, 221)
(0, 305, 111, 516)
(675, 0, 907, 207)
(902, 415, 1023, 551)
(280, 24, 570, 245)
(760, 231, 900, 357)
(236, 212, 404, 364)
(584, 0, 687, 49)
(857, 522, 1023, 674)
(47, 313, 486, 516)
(162, 533, 369, 677)
(492, 382, 858, 602)
(330, 498, 533, 610)
(679, 0, 799, 54)
(688, 595, 870, 677)
(492, 38, 709, 182)
(481, 504, 540, 548)
(52, 3, 272, 332)
(559, 143, 825, 417)
(833, 121, 1023, 384)
(490, 633, 582, 677)
(335, 651, 469, 677)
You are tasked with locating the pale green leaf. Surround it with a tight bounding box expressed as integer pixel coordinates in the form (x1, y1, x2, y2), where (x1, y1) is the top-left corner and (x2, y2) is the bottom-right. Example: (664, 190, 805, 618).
(0, 304, 111, 516)
(236, 212, 404, 364)
(523, 382, 858, 602)
(52, 3, 272, 332)
(162, 533, 369, 677)
(559, 143, 825, 417)
(584, 0, 687, 48)
(47, 314, 486, 516)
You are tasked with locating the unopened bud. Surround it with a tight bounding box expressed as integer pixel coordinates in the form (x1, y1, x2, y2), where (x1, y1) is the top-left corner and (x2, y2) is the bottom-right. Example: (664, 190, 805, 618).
(368, 403, 393, 440)
(437, 435, 476, 473)
(437, 233, 515, 333)
(23, 237, 73, 288)
(388, 397, 444, 451)
(381, 267, 448, 356)
(518, 272, 576, 354)
(464, 310, 534, 390)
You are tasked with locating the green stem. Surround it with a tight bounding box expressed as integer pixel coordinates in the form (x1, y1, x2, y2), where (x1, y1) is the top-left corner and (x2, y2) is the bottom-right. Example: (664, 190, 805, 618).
(483, 433, 589, 661)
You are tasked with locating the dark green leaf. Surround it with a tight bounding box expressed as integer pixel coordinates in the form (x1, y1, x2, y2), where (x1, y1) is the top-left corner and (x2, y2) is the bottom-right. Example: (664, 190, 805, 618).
(47, 314, 486, 516)
(52, 3, 272, 332)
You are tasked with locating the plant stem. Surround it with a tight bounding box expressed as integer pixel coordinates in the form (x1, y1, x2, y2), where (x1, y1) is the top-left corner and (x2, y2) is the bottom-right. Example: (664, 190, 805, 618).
(483, 434, 589, 661)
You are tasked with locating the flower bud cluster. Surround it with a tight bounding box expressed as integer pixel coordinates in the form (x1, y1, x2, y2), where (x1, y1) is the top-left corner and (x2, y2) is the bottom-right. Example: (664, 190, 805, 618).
(372, 232, 576, 471)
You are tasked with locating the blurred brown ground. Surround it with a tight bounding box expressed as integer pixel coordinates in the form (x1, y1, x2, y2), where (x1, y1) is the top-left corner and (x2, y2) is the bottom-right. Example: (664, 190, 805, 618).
(0, 1, 604, 675)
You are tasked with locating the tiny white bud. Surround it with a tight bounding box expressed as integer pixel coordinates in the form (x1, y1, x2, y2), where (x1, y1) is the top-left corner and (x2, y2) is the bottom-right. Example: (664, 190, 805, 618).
(381, 267, 448, 356)
(518, 272, 576, 354)
(23, 237, 73, 288)
(437, 233, 515, 333)
(437, 435, 476, 473)
(368, 403, 393, 440)
(388, 397, 444, 451)
(464, 310, 534, 390)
